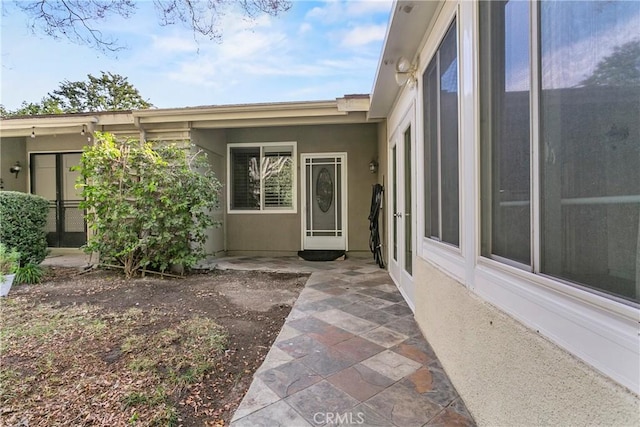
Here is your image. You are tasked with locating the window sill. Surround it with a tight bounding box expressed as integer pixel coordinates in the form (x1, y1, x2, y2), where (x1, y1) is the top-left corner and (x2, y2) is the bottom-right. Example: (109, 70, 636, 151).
(227, 209, 297, 215)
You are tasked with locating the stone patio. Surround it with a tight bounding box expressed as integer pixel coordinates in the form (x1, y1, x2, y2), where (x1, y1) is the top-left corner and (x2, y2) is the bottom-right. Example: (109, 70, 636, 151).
(203, 256, 476, 427)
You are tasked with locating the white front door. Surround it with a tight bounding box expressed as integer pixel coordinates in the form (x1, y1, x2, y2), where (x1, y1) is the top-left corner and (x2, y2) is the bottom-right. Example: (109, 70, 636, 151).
(301, 153, 347, 250)
(389, 109, 415, 309)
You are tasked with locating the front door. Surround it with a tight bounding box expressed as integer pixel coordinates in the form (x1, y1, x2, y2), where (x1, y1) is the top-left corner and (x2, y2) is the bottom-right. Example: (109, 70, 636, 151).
(389, 109, 415, 308)
(301, 153, 347, 250)
(31, 152, 86, 248)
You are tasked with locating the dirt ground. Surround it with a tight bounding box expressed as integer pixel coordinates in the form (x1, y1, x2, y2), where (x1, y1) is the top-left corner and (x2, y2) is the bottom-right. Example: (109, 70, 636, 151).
(0, 266, 308, 426)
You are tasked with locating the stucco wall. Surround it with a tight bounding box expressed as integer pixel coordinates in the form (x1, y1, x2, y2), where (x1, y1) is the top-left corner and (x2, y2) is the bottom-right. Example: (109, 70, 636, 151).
(414, 257, 640, 426)
(225, 123, 378, 255)
(0, 137, 27, 192)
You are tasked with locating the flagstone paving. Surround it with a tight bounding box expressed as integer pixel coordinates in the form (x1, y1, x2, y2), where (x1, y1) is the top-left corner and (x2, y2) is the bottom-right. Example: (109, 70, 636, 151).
(203, 256, 475, 427)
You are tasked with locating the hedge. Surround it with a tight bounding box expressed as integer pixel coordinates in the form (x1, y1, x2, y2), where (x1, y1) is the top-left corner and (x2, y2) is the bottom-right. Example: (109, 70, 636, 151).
(0, 191, 49, 266)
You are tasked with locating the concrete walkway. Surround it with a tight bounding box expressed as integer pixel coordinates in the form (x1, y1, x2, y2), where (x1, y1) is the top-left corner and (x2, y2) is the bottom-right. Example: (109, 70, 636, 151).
(204, 256, 475, 427)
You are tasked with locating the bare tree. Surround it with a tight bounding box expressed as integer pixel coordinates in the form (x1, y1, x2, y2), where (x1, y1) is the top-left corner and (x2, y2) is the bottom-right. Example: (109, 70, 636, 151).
(11, 0, 291, 53)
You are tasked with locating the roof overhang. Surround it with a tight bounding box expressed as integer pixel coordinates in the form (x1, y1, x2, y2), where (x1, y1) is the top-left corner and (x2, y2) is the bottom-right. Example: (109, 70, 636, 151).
(0, 96, 375, 139)
(369, 1, 441, 119)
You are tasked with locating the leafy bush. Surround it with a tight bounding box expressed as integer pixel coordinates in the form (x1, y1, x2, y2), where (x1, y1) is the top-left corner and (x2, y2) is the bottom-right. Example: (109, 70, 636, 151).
(14, 263, 45, 284)
(0, 243, 20, 281)
(76, 132, 221, 278)
(0, 191, 49, 266)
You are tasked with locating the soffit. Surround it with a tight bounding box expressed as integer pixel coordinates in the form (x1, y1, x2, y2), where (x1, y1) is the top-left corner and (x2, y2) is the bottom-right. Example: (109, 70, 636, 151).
(369, 0, 441, 119)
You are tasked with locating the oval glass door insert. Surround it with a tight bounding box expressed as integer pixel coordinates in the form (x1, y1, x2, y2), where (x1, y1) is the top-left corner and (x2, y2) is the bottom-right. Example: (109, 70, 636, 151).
(316, 167, 333, 213)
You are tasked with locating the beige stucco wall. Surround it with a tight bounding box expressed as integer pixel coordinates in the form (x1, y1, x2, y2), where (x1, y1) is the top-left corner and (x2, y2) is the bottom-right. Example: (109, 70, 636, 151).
(225, 123, 378, 256)
(0, 137, 28, 192)
(414, 258, 640, 426)
(26, 134, 89, 154)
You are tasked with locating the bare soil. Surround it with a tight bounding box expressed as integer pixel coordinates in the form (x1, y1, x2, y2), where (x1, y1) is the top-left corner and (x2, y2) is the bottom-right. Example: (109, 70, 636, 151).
(0, 266, 308, 426)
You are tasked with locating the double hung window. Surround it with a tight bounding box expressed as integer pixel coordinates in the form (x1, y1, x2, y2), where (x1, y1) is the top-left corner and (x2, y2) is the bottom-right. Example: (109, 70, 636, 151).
(480, 0, 640, 303)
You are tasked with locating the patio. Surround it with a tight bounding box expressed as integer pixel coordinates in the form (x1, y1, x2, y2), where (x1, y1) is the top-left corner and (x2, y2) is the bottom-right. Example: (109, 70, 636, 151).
(203, 256, 476, 427)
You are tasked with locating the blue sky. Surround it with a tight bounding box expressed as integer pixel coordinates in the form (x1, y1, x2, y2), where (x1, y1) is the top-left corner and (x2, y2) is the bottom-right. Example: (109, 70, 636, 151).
(0, 0, 392, 110)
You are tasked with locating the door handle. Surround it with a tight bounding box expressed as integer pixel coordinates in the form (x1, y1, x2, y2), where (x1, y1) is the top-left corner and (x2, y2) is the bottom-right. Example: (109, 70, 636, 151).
(394, 213, 402, 218)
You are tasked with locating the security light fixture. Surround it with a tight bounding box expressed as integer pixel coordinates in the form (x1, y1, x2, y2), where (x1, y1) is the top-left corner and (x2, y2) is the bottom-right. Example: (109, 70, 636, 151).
(9, 161, 22, 178)
(395, 56, 417, 87)
(369, 160, 378, 174)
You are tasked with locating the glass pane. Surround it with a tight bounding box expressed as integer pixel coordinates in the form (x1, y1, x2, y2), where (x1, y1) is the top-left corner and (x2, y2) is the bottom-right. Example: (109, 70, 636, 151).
(337, 163, 342, 229)
(440, 20, 460, 246)
(540, 1, 640, 302)
(263, 152, 292, 208)
(424, 60, 440, 238)
(311, 164, 336, 232)
(230, 147, 260, 210)
(392, 146, 398, 261)
(404, 127, 413, 275)
(480, 0, 531, 265)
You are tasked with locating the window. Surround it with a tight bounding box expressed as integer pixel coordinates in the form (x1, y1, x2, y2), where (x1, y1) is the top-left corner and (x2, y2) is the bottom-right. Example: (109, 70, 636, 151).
(228, 143, 296, 212)
(480, 1, 640, 303)
(424, 20, 460, 246)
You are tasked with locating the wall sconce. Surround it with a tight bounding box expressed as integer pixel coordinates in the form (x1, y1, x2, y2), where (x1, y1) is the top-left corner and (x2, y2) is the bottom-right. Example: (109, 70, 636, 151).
(369, 160, 378, 174)
(31, 127, 36, 139)
(81, 124, 86, 135)
(395, 56, 417, 87)
(9, 161, 22, 178)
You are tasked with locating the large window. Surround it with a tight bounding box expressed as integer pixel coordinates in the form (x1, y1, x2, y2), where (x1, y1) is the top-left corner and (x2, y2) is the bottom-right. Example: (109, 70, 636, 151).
(228, 143, 296, 212)
(480, 0, 640, 303)
(423, 20, 459, 246)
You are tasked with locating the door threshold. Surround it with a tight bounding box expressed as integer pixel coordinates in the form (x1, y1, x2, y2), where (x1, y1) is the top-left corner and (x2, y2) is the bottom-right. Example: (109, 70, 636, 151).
(297, 250, 346, 261)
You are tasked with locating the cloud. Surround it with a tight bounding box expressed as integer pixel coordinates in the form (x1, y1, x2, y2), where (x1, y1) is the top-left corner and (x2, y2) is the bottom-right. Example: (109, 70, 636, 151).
(346, 0, 393, 16)
(298, 22, 312, 34)
(341, 24, 387, 47)
(305, 0, 391, 23)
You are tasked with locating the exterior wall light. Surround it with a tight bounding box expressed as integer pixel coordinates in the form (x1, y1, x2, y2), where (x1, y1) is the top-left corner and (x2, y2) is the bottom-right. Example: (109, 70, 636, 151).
(31, 127, 36, 138)
(369, 160, 378, 174)
(395, 56, 417, 87)
(9, 161, 22, 178)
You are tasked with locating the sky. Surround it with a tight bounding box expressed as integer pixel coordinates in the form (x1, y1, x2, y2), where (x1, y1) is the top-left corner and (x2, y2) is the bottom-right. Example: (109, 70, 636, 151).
(0, 0, 393, 111)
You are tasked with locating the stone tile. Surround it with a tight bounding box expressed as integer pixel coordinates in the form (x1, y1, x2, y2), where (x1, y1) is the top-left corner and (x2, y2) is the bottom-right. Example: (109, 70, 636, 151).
(319, 286, 349, 296)
(256, 346, 295, 374)
(300, 346, 358, 377)
(425, 407, 476, 427)
(384, 316, 422, 337)
(339, 303, 398, 326)
(314, 309, 379, 334)
(423, 363, 461, 407)
(361, 326, 409, 348)
(276, 334, 328, 359)
(374, 283, 398, 293)
(287, 308, 309, 321)
(288, 316, 334, 334)
(355, 294, 395, 310)
(285, 381, 359, 426)
(361, 350, 422, 381)
(327, 364, 395, 402)
(335, 403, 391, 426)
(358, 288, 404, 303)
(391, 340, 434, 365)
(231, 378, 280, 421)
(365, 383, 442, 427)
(333, 337, 385, 363)
(276, 324, 304, 342)
(231, 400, 312, 427)
(308, 325, 356, 347)
(447, 397, 475, 423)
(402, 367, 433, 394)
(299, 288, 335, 302)
(381, 302, 414, 317)
(259, 360, 323, 398)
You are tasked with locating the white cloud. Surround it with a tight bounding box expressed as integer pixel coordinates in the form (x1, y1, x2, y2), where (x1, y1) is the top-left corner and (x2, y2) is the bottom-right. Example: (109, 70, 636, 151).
(299, 22, 312, 34)
(341, 24, 386, 47)
(305, 0, 390, 23)
(346, 0, 393, 17)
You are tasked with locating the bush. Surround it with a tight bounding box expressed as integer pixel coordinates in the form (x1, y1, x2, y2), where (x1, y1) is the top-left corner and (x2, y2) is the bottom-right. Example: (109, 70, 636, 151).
(14, 263, 45, 285)
(0, 243, 20, 281)
(77, 132, 221, 278)
(0, 191, 49, 266)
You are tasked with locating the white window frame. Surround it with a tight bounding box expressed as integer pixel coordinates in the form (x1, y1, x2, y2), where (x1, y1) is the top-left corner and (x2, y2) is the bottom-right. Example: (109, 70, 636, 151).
(409, 0, 639, 394)
(226, 141, 297, 214)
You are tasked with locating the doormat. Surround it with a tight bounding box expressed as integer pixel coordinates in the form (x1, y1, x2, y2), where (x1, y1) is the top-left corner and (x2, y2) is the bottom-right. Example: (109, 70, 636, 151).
(297, 250, 346, 262)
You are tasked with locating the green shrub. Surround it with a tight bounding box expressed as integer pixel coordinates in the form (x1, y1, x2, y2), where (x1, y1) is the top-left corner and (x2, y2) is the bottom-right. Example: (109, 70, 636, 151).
(0, 243, 20, 281)
(0, 191, 49, 266)
(77, 132, 221, 278)
(14, 263, 44, 284)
